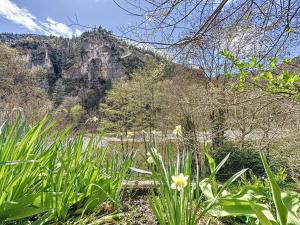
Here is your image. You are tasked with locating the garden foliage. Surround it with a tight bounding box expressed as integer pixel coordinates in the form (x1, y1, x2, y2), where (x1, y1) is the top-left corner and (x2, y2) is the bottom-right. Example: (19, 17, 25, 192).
(0, 118, 131, 223)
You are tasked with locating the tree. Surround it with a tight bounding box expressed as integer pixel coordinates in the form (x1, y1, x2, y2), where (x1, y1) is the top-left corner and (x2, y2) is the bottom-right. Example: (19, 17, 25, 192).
(100, 60, 166, 135)
(115, 0, 300, 149)
(0, 43, 52, 123)
(222, 50, 300, 100)
(52, 79, 65, 106)
(116, 0, 300, 60)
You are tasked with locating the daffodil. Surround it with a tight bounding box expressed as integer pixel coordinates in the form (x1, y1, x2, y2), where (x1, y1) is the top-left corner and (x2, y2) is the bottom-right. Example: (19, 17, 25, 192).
(147, 155, 155, 164)
(147, 148, 162, 164)
(62, 108, 68, 113)
(171, 173, 189, 191)
(173, 125, 182, 137)
(91, 116, 99, 122)
(127, 131, 134, 137)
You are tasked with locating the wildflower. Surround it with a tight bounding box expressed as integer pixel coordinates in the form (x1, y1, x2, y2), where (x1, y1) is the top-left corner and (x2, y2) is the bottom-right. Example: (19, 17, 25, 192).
(91, 116, 99, 122)
(62, 108, 68, 113)
(38, 172, 47, 178)
(147, 155, 155, 164)
(171, 173, 189, 191)
(173, 125, 182, 137)
(127, 131, 134, 138)
(147, 148, 162, 164)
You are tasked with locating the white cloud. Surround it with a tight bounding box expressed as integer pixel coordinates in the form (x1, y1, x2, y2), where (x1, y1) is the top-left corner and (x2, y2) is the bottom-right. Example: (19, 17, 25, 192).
(0, 0, 82, 38)
(220, 27, 266, 58)
(74, 29, 83, 37)
(42, 17, 73, 38)
(0, 0, 46, 32)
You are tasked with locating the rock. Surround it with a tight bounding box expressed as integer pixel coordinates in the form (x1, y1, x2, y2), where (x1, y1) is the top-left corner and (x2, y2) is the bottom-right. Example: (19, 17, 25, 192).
(0, 29, 148, 109)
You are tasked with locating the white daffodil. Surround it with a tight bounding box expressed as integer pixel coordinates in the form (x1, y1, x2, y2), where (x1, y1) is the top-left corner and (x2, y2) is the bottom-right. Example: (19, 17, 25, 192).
(173, 125, 182, 137)
(147, 148, 162, 164)
(171, 173, 189, 191)
(147, 155, 155, 164)
(62, 108, 68, 113)
(91, 116, 99, 122)
(127, 131, 134, 138)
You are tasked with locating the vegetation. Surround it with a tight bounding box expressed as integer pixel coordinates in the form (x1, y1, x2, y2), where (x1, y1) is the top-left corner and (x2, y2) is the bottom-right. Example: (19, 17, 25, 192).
(1, 41, 300, 223)
(0, 43, 51, 122)
(0, 118, 131, 224)
(131, 143, 300, 225)
(0, 117, 299, 224)
(1, 0, 300, 223)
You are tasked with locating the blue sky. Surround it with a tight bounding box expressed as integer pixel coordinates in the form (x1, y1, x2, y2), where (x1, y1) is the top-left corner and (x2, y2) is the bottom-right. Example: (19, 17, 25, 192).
(0, 0, 137, 37)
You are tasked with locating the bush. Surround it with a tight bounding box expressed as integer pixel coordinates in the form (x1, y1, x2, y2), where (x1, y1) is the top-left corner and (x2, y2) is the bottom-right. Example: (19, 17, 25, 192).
(81, 89, 100, 109)
(70, 103, 85, 122)
(210, 143, 264, 181)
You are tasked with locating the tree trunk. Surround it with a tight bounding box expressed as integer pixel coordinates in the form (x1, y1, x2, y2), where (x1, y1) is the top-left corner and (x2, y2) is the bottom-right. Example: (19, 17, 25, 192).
(182, 115, 198, 174)
(210, 108, 226, 150)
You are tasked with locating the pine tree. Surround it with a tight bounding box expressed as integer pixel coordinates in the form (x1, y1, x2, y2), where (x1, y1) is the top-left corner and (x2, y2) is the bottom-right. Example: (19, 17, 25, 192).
(53, 79, 65, 106)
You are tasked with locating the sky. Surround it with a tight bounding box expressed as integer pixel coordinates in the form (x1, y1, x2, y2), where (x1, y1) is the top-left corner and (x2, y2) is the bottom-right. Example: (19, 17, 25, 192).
(0, 0, 299, 58)
(0, 0, 137, 38)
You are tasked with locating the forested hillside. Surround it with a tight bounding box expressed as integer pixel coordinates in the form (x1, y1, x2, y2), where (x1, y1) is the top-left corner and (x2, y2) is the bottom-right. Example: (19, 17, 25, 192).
(0, 28, 159, 123)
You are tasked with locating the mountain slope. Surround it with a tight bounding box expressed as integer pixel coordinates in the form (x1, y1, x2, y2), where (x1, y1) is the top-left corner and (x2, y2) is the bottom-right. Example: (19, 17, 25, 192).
(0, 28, 154, 110)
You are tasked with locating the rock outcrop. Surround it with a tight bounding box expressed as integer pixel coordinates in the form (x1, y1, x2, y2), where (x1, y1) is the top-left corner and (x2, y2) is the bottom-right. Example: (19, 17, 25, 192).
(0, 29, 149, 109)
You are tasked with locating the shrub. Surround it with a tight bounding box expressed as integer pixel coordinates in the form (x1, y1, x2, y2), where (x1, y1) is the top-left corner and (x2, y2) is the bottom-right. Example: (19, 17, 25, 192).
(81, 89, 100, 109)
(70, 104, 85, 122)
(210, 143, 264, 181)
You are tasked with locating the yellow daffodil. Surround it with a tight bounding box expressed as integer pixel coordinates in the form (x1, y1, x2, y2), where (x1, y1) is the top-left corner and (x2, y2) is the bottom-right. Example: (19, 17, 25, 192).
(147, 148, 162, 164)
(171, 173, 189, 191)
(173, 125, 182, 137)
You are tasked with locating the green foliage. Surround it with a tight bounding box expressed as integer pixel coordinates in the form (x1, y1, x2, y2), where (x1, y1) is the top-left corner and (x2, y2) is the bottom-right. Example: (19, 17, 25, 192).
(210, 143, 265, 180)
(52, 78, 65, 106)
(70, 104, 85, 122)
(205, 151, 300, 225)
(220, 49, 300, 100)
(131, 147, 247, 225)
(0, 119, 299, 224)
(100, 60, 167, 133)
(81, 89, 100, 109)
(130, 136, 300, 225)
(0, 118, 131, 223)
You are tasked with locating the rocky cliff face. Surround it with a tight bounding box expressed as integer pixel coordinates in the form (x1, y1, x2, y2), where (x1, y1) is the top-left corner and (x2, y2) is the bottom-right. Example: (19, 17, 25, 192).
(0, 29, 148, 109)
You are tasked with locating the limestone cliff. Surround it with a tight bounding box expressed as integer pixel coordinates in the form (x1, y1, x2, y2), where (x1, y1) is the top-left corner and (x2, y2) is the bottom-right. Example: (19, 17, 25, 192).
(0, 29, 150, 109)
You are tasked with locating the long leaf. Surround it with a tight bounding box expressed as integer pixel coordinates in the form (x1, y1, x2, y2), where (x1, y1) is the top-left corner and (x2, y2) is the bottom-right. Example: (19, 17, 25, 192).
(260, 151, 288, 225)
